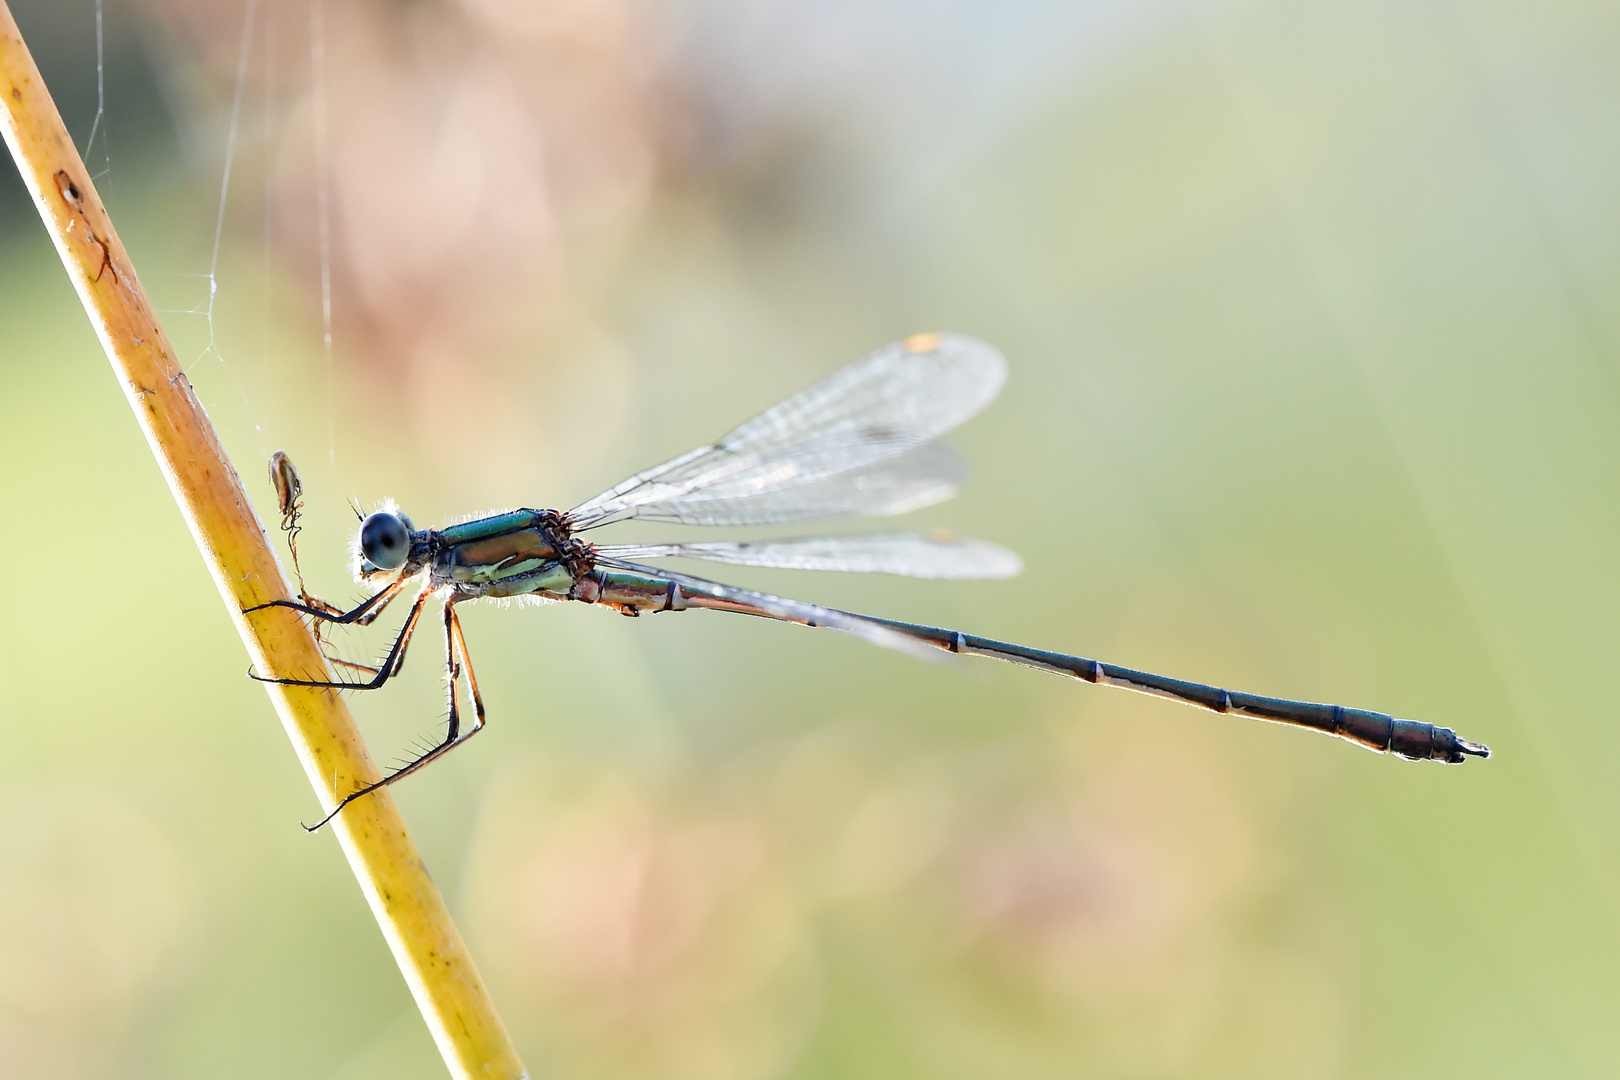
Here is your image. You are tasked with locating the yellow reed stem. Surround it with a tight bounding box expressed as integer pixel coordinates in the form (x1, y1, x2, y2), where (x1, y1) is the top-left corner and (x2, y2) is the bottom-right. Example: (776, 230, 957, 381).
(0, 7, 526, 1077)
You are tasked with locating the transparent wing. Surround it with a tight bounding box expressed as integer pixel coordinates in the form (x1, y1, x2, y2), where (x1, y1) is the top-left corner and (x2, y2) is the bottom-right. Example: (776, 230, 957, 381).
(600, 441, 967, 527)
(568, 334, 1005, 529)
(592, 555, 945, 661)
(596, 532, 1023, 580)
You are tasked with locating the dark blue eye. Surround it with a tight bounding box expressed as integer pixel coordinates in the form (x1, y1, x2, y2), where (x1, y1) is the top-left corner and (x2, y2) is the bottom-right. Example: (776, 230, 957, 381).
(360, 512, 412, 570)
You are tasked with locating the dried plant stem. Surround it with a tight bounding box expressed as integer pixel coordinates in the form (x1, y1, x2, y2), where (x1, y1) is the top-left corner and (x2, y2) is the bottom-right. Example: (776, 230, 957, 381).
(0, 7, 526, 1077)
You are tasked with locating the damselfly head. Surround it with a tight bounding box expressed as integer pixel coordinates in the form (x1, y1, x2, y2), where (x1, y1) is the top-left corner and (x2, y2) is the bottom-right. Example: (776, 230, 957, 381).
(359, 510, 415, 573)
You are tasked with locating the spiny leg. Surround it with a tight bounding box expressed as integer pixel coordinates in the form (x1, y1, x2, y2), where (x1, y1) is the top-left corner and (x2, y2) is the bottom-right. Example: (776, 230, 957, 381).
(245, 576, 407, 627)
(322, 597, 430, 680)
(296, 583, 418, 679)
(302, 597, 488, 832)
(448, 600, 487, 736)
(309, 589, 397, 657)
(352, 587, 405, 628)
(327, 656, 384, 679)
(303, 629, 409, 682)
(250, 583, 432, 691)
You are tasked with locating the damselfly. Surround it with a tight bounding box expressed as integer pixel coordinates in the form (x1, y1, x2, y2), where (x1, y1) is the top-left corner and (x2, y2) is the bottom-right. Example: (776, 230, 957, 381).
(247, 334, 1488, 830)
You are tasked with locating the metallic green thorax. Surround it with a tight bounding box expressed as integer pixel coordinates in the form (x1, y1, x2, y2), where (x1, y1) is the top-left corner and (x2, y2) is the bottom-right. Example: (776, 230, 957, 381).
(430, 509, 588, 598)
(427, 509, 722, 614)
(438, 510, 546, 545)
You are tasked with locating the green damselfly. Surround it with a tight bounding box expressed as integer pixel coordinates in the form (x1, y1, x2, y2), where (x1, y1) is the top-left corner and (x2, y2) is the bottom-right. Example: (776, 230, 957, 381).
(247, 334, 1488, 830)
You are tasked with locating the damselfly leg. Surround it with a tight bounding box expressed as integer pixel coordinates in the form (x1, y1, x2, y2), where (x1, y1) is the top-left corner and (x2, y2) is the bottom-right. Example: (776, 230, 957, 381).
(245, 578, 426, 691)
(248, 571, 407, 629)
(297, 597, 487, 832)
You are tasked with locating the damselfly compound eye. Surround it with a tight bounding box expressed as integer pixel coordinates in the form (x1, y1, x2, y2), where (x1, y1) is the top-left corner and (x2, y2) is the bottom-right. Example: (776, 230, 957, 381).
(360, 511, 412, 571)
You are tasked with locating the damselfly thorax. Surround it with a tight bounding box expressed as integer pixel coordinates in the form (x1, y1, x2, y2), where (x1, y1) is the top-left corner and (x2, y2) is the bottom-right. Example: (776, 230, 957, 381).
(397, 510, 597, 601)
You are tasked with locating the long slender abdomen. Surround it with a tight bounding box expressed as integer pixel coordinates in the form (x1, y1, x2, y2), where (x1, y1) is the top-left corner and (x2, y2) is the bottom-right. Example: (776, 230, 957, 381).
(861, 617, 1488, 763)
(587, 565, 1489, 763)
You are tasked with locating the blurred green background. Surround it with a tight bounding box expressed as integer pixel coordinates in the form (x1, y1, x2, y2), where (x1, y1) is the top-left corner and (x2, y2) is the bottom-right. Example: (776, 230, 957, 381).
(3, 0, 1618, 1076)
